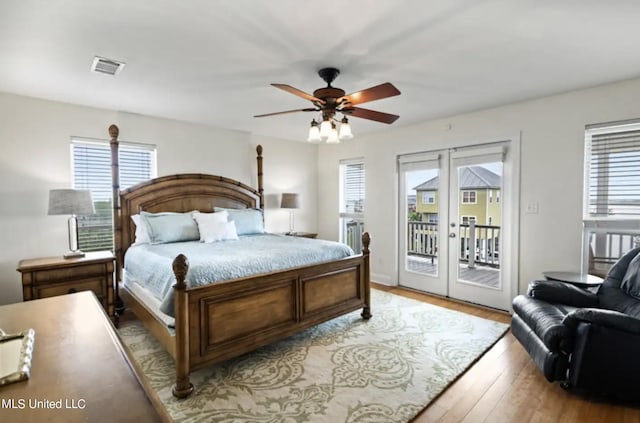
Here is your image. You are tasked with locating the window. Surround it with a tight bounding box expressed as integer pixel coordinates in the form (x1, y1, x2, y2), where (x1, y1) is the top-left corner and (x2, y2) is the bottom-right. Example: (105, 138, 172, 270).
(72, 138, 156, 252)
(585, 122, 640, 218)
(489, 190, 493, 203)
(583, 121, 640, 273)
(421, 191, 435, 204)
(339, 159, 364, 251)
(461, 216, 477, 224)
(462, 190, 477, 204)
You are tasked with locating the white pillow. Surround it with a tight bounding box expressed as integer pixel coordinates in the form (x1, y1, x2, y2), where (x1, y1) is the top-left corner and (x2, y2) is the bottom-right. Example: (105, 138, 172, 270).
(200, 220, 239, 243)
(131, 214, 151, 245)
(192, 211, 229, 241)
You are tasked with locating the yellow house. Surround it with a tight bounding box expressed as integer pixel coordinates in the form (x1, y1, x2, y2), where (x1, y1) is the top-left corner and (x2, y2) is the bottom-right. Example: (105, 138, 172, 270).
(413, 166, 501, 226)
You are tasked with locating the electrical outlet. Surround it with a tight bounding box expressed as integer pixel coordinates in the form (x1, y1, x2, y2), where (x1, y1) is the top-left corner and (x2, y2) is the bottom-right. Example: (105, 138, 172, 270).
(525, 203, 539, 214)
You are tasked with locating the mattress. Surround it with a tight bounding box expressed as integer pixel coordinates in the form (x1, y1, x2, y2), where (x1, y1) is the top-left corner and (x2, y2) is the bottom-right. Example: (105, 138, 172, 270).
(124, 233, 355, 316)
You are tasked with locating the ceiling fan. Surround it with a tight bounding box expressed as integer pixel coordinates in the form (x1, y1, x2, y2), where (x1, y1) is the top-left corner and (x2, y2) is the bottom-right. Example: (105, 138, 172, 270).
(254, 67, 401, 142)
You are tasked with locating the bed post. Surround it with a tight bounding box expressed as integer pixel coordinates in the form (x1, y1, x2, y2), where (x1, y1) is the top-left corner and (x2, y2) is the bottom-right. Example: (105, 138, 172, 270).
(256, 144, 264, 209)
(361, 232, 372, 320)
(172, 254, 194, 398)
(109, 124, 124, 318)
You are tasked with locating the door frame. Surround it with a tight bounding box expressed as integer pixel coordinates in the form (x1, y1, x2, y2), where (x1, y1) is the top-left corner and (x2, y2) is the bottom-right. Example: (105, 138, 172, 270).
(396, 134, 520, 311)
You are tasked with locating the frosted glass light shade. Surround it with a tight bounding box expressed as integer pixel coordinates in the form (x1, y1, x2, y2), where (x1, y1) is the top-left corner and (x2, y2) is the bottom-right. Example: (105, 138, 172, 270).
(326, 122, 339, 144)
(307, 119, 321, 142)
(319, 119, 332, 139)
(339, 117, 353, 140)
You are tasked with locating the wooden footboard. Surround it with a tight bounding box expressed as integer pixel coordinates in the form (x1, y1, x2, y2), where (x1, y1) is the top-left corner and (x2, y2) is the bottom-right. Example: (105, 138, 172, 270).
(171, 232, 371, 398)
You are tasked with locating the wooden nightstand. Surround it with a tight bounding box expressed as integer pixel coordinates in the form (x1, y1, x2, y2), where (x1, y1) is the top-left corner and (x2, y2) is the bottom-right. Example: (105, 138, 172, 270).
(17, 251, 116, 322)
(284, 232, 318, 239)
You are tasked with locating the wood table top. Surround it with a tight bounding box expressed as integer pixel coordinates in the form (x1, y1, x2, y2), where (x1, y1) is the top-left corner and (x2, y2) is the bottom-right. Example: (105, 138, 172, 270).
(0, 292, 164, 423)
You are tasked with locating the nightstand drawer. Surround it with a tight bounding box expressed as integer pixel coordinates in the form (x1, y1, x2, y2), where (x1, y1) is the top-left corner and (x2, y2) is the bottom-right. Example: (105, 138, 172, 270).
(29, 263, 108, 284)
(36, 277, 106, 299)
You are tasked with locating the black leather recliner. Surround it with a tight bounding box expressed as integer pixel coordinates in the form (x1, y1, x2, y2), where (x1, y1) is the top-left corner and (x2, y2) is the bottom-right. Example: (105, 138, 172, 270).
(512, 247, 640, 401)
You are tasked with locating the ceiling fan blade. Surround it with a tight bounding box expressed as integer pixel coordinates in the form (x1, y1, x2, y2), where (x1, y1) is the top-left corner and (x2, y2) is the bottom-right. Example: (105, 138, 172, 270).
(345, 107, 399, 124)
(340, 83, 401, 106)
(254, 108, 317, 118)
(272, 84, 325, 104)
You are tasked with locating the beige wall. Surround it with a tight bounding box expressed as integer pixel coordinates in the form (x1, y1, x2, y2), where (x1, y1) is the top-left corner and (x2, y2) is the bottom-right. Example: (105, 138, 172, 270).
(317, 77, 640, 293)
(0, 92, 319, 305)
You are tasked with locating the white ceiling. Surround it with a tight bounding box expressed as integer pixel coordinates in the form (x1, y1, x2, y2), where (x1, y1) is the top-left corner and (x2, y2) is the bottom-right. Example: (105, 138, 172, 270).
(2, 0, 640, 142)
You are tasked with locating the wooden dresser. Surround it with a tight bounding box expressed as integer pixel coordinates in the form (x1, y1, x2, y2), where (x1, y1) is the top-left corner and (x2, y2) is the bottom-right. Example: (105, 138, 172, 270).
(0, 292, 165, 423)
(17, 251, 115, 321)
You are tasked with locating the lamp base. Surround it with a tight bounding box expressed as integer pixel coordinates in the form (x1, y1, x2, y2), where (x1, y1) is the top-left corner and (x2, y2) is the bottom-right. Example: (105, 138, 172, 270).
(64, 250, 86, 259)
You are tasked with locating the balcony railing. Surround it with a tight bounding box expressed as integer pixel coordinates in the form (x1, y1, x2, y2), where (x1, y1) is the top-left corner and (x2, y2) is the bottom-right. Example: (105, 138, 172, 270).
(407, 221, 501, 268)
(342, 218, 365, 253)
(583, 220, 640, 276)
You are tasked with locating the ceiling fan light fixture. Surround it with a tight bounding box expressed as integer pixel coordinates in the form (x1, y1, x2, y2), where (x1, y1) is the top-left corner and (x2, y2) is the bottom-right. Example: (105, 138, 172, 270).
(326, 122, 340, 144)
(255, 67, 400, 144)
(338, 116, 353, 140)
(319, 118, 332, 140)
(307, 119, 321, 142)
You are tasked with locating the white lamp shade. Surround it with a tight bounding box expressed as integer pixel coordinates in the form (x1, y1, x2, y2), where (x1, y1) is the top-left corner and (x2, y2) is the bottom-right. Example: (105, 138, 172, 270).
(326, 123, 339, 144)
(280, 193, 301, 209)
(48, 189, 95, 215)
(308, 124, 321, 142)
(339, 119, 353, 140)
(319, 119, 332, 139)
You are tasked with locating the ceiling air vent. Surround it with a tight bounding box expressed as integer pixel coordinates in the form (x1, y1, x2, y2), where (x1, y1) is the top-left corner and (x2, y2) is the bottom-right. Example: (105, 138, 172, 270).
(91, 56, 126, 76)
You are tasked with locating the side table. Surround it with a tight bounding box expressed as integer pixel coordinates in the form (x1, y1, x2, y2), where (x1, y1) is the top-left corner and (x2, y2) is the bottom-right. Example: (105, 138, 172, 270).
(542, 271, 604, 289)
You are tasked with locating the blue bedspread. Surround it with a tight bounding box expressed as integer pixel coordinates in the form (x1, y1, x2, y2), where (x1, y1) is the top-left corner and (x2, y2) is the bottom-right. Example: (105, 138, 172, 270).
(124, 233, 355, 310)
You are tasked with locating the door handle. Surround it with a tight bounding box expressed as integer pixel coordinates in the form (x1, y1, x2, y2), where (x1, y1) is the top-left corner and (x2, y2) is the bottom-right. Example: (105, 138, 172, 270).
(449, 233, 456, 238)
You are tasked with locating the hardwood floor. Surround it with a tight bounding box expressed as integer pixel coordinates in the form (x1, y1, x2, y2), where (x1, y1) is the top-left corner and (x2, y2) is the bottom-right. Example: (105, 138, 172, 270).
(372, 283, 640, 423)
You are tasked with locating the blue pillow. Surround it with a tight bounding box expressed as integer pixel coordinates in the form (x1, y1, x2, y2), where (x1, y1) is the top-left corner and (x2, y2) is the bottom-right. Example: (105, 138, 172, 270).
(140, 211, 200, 244)
(621, 252, 640, 299)
(213, 207, 264, 235)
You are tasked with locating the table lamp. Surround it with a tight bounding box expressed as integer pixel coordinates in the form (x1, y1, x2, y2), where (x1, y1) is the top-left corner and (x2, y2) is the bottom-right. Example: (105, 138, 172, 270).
(48, 189, 95, 258)
(280, 193, 301, 235)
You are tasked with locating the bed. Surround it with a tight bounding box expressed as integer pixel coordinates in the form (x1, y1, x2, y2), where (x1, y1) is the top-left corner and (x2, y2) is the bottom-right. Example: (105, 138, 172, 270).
(108, 125, 371, 398)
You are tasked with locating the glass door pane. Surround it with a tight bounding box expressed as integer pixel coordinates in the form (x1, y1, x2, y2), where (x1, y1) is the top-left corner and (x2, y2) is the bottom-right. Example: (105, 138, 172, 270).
(453, 163, 502, 288)
(398, 152, 448, 296)
(406, 168, 440, 276)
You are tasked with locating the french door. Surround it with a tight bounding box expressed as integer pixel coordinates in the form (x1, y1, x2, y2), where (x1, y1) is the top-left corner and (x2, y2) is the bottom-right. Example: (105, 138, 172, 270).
(398, 142, 517, 310)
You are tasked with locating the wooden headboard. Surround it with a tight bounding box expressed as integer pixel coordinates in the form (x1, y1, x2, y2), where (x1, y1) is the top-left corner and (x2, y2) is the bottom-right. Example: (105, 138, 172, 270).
(108, 124, 264, 280)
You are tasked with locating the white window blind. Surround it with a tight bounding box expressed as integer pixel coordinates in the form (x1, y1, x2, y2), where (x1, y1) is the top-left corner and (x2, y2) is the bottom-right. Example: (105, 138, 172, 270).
(340, 160, 365, 214)
(72, 139, 156, 252)
(585, 125, 640, 217)
(339, 159, 365, 251)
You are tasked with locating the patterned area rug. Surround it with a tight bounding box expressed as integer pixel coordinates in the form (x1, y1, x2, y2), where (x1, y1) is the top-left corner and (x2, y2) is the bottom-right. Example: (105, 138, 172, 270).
(118, 290, 508, 423)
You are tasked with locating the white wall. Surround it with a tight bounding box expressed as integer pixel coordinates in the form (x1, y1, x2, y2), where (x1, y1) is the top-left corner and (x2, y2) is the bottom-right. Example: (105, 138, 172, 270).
(249, 134, 318, 234)
(0, 92, 318, 305)
(318, 77, 640, 295)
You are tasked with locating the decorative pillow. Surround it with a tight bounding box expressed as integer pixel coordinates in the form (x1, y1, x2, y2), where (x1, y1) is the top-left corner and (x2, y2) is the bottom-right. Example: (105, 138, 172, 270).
(199, 220, 239, 243)
(621, 252, 640, 299)
(192, 211, 229, 241)
(131, 214, 151, 245)
(213, 207, 264, 235)
(140, 211, 200, 244)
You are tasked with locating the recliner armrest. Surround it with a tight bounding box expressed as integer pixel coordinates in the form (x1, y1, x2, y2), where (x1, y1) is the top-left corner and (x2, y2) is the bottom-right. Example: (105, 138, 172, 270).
(527, 280, 599, 308)
(563, 308, 640, 335)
